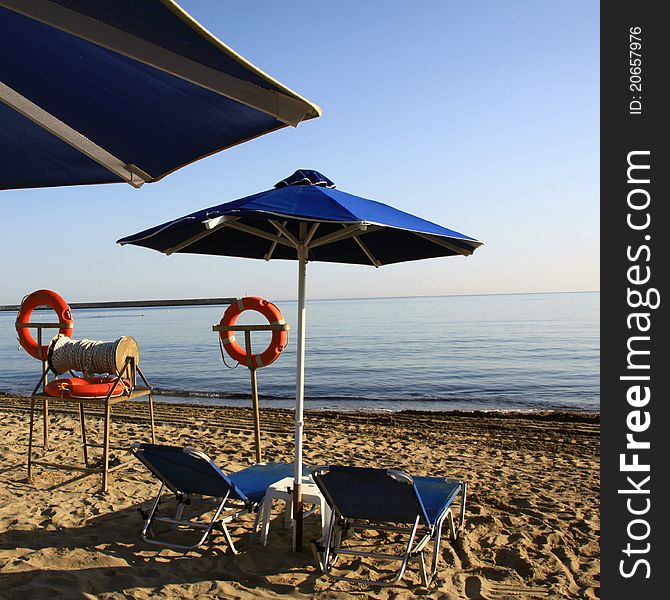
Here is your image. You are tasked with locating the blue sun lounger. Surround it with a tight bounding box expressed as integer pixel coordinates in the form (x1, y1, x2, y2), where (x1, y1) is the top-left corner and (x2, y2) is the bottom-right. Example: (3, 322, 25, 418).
(310, 465, 466, 587)
(131, 443, 307, 552)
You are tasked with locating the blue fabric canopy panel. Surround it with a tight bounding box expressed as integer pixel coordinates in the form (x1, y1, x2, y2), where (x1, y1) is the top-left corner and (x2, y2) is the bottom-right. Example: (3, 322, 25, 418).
(0, 1, 320, 190)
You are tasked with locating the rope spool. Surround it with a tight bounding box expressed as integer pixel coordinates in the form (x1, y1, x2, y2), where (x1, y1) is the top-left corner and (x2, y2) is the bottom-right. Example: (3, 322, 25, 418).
(48, 335, 140, 376)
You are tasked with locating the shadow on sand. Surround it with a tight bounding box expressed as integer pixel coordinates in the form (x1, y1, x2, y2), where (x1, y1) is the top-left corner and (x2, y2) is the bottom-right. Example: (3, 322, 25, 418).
(0, 497, 325, 598)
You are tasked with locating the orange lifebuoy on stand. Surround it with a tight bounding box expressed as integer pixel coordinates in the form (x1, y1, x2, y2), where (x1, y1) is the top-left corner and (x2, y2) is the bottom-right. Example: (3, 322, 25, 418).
(219, 297, 288, 368)
(44, 377, 128, 399)
(15, 289, 74, 360)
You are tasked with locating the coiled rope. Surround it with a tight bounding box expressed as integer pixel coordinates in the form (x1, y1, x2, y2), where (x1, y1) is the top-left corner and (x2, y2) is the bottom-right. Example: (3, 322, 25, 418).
(49, 335, 123, 375)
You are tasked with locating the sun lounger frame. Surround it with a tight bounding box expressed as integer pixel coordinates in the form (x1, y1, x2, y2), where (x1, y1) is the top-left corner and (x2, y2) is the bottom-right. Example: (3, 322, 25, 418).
(311, 466, 466, 587)
(132, 445, 258, 553)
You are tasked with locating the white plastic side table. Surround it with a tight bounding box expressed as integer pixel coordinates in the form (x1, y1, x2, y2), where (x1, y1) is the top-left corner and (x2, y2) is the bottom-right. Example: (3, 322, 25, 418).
(258, 476, 331, 546)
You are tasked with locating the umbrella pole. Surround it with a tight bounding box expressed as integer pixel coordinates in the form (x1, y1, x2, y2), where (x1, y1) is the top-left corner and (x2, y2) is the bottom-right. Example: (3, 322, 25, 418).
(293, 247, 307, 552)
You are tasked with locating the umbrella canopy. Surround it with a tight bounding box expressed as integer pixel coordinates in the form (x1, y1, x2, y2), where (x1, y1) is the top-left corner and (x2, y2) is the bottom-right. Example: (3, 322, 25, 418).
(0, 1, 320, 190)
(117, 169, 481, 264)
(118, 169, 482, 549)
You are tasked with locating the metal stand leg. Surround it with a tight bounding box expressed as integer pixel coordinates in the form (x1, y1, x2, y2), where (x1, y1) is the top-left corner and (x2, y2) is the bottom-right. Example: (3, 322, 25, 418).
(137, 365, 156, 445)
(37, 330, 49, 450)
(27, 397, 36, 479)
(249, 366, 262, 463)
(102, 400, 111, 493)
(78, 402, 89, 466)
(27, 369, 49, 480)
(42, 398, 49, 450)
(148, 392, 156, 444)
(242, 331, 263, 464)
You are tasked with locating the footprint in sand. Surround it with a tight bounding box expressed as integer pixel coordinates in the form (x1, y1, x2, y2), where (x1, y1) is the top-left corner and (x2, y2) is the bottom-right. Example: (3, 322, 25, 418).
(465, 575, 486, 598)
(494, 547, 536, 580)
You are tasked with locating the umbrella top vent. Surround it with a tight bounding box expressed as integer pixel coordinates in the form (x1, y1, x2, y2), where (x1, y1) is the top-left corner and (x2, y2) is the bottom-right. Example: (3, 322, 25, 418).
(275, 170, 335, 189)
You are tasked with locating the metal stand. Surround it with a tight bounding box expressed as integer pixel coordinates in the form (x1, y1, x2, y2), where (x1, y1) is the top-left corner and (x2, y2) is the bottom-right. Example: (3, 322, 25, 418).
(22, 323, 156, 492)
(212, 322, 289, 464)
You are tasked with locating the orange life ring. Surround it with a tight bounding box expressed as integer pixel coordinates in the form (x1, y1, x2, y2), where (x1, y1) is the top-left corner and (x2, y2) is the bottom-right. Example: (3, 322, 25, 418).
(15, 289, 74, 361)
(44, 377, 128, 399)
(219, 297, 288, 368)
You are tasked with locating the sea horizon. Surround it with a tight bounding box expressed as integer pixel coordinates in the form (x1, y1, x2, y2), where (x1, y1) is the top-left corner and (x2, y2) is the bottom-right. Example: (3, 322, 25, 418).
(1, 288, 600, 311)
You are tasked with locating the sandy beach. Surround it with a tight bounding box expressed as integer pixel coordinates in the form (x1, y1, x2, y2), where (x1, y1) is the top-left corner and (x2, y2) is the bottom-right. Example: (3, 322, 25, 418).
(0, 394, 599, 599)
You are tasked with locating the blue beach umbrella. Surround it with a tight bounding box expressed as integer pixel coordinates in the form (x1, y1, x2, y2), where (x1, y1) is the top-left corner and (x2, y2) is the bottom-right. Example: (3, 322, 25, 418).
(0, 1, 320, 190)
(118, 169, 482, 549)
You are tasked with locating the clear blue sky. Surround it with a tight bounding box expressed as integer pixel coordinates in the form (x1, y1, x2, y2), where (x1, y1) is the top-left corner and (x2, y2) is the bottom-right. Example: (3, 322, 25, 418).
(0, 1, 599, 304)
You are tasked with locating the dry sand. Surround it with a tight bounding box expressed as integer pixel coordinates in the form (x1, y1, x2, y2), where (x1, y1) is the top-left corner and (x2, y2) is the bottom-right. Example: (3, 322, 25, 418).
(0, 394, 599, 599)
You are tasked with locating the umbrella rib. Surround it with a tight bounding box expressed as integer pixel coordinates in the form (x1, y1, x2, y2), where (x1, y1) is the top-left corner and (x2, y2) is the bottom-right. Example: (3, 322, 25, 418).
(164, 219, 238, 255)
(309, 223, 376, 249)
(225, 221, 296, 248)
(353, 236, 382, 267)
(269, 220, 300, 247)
(264, 221, 288, 260)
(264, 241, 278, 261)
(413, 232, 478, 256)
(0, 81, 148, 188)
(163, 217, 295, 256)
(304, 223, 321, 246)
(1, 0, 314, 126)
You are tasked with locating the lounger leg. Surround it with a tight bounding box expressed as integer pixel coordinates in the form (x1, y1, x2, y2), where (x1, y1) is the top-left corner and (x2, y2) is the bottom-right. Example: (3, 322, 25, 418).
(193, 498, 231, 550)
(218, 522, 239, 555)
(320, 509, 338, 574)
(418, 551, 429, 587)
(432, 520, 445, 579)
(450, 509, 457, 539)
(173, 496, 187, 528)
(141, 482, 165, 541)
(393, 515, 421, 584)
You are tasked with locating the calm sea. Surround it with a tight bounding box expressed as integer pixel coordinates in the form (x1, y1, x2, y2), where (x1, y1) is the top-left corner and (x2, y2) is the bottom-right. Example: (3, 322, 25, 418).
(1, 292, 599, 413)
